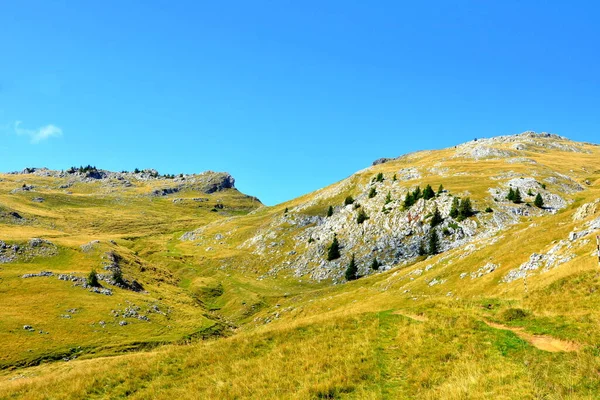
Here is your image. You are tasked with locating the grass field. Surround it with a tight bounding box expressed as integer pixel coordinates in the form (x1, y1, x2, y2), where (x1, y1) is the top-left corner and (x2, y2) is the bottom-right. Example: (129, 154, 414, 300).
(1, 135, 600, 398)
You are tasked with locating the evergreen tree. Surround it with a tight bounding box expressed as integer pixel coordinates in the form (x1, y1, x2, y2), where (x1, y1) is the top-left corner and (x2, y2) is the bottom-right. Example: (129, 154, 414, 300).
(371, 257, 380, 271)
(449, 197, 460, 219)
(412, 186, 422, 200)
(376, 172, 384, 182)
(428, 230, 440, 255)
(327, 235, 341, 261)
(534, 193, 544, 208)
(513, 188, 523, 204)
(284, 207, 288, 214)
(345, 254, 359, 281)
(507, 187, 515, 201)
(344, 196, 354, 205)
(112, 270, 126, 286)
(527, 189, 534, 196)
(87, 269, 100, 287)
(403, 193, 415, 209)
(392, 174, 397, 181)
(385, 191, 392, 204)
(430, 207, 443, 227)
(368, 187, 377, 198)
(437, 184, 444, 195)
(357, 208, 369, 224)
(418, 240, 426, 256)
(326, 205, 334, 217)
(422, 184, 435, 200)
(457, 197, 473, 221)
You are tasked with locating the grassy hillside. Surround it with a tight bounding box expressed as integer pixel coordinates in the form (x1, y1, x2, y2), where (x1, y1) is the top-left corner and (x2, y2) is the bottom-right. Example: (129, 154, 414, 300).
(1, 133, 600, 399)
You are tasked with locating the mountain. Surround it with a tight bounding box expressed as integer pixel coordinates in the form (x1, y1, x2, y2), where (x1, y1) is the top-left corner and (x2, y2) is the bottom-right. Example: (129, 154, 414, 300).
(1, 132, 600, 399)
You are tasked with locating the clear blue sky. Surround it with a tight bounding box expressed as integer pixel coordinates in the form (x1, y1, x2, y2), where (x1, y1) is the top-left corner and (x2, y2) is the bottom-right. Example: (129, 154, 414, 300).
(1, 1, 599, 205)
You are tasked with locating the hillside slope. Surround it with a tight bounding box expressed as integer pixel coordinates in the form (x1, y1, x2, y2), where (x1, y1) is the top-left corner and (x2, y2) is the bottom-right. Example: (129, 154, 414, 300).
(1, 132, 600, 399)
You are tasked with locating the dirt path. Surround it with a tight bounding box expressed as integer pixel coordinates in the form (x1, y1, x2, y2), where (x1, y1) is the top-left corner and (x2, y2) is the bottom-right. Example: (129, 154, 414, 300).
(485, 321, 580, 352)
(392, 310, 428, 322)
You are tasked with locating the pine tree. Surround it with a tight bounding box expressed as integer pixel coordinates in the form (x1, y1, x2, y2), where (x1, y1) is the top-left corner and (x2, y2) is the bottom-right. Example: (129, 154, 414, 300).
(428, 230, 440, 255)
(87, 269, 100, 287)
(457, 197, 473, 221)
(449, 197, 460, 218)
(430, 207, 443, 227)
(392, 174, 397, 181)
(534, 193, 544, 208)
(437, 184, 444, 195)
(357, 208, 369, 224)
(327, 235, 341, 261)
(418, 241, 426, 256)
(507, 187, 515, 201)
(345, 254, 359, 281)
(513, 188, 522, 204)
(326, 205, 333, 217)
(371, 258, 380, 271)
(376, 172, 384, 182)
(385, 191, 392, 204)
(403, 193, 415, 210)
(368, 187, 377, 198)
(344, 196, 354, 205)
(412, 186, 422, 200)
(423, 184, 435, 200)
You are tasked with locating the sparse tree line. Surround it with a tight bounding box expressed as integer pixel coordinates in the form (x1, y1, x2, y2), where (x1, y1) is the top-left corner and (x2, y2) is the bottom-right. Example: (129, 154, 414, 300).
(65, 166, 185, 179)
(507, 187, 544, 208)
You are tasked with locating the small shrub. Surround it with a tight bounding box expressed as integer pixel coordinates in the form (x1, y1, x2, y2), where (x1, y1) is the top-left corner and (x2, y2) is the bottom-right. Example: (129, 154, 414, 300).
(368, 187, 377, 199)
(326, 205, 333, 217)
(485, 207, 493, 213)
(541, 183, 547, 189)
(385, 191, 392, 204)
(392, 174, 397, 181)
(87, 270, 100, 287)
(502, 308, 529, 321)
(357, 208, 369, 224)
(376, 172, 384, 182)
(437, 184, 444, 194)
(344, 196, 355, 205)
(112, 270, 126, 286)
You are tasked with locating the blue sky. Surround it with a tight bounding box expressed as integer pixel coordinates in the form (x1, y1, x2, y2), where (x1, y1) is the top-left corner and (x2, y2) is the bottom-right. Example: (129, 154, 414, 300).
(1, 1, 599, 205)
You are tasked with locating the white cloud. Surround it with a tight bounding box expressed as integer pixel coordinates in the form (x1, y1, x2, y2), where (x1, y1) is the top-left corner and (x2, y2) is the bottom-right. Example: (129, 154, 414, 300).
(14, 121, 63, 143)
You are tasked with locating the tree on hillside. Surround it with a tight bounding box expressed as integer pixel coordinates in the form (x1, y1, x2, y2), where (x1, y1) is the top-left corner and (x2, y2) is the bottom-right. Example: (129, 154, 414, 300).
(344, 196, 355, 205)
(376, 172, 384, 182)
(437, 184, 444, 195)
(513, 188, 523, 204)
(403, 193, 415, 210)
(393, 174, 397, 181)
(507, 187, 515, 201)
(430, 207, 443, 227)
(449, 197, 460, 219)
(327, 235, 341, 261)
(345, 254, 359, 281)
(87, 269, 100, 287)
(534, 193, 544, 208)
(385, 191, 392, 204)
(371, 257, 380, 271)
(457, 197, 474, 221)
(327, 205, 334, 217)
(418, 240, 426, 256)
(428, 230, 440, 255)
(368, 187, 377, 198)
(423, 184, 435, 200)
(357, 208, 369, 224)
(412, 186, 422, 200)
